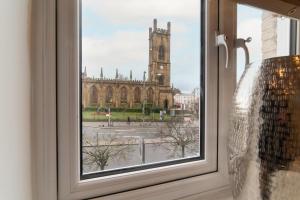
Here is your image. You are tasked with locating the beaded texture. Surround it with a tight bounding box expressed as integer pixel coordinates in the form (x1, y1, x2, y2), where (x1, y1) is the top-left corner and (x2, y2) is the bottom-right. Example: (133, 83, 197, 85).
(229, 56, 300, 200)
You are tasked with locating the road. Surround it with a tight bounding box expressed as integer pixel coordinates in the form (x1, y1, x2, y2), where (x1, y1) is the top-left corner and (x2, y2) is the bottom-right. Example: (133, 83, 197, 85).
(82, 121, 200, 174)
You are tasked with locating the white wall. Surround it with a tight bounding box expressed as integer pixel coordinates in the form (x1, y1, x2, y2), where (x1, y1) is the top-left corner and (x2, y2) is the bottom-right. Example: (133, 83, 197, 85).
(0, 0, 32, 199)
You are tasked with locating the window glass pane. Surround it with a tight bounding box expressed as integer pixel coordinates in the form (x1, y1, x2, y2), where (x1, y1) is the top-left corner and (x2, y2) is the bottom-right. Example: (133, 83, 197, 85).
(236, 5, 296, 82)
(81, 0, 202, 178)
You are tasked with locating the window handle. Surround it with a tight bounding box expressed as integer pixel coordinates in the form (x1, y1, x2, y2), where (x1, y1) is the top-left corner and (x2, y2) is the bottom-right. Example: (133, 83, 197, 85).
(216, 33, 229, 69)
(235, 37, 252, 66)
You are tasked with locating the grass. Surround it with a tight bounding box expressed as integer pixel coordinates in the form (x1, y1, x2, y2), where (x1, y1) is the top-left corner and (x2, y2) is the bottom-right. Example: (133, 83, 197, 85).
(82, 111, 171, 122)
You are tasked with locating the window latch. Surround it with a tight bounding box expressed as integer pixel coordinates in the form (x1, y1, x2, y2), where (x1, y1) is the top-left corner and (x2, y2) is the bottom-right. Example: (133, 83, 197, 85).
(216, 33, 252, 69)
(216, 33, 229, 69)
(235, 37, 252, 66)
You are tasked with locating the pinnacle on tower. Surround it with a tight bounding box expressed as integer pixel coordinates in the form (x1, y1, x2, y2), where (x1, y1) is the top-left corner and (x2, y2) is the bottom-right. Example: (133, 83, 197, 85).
(130, 70, 132, 80)
(115, 68, 119, 79)
(167, 21, 171, 34)
(143, 71, 146, 82)
(100, 67, 103, 79)
(153, 18, 157, 31)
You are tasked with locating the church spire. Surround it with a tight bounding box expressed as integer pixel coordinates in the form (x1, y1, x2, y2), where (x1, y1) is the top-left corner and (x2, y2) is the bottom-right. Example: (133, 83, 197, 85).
(100, 67, 103, 79)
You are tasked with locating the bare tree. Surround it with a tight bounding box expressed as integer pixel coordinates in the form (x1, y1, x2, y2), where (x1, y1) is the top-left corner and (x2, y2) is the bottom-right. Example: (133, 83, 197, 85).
(159, 117, 198, 158)
(83, 134, 134, 171)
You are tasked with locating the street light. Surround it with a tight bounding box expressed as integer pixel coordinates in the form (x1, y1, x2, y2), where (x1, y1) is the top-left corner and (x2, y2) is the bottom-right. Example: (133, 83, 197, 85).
(142, 71, 146, 116)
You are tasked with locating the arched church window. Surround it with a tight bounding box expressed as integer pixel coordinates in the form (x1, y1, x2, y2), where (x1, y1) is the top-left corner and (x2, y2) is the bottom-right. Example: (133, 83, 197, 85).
(159, 45, 164, 60)
(90, 85, 98, 105)
(120, 87, 128, 103)
(158, 75, 164, 85)
(134, 87, 141, 103)
(105, 86, 113, 103)
(147, 88, 154, 103)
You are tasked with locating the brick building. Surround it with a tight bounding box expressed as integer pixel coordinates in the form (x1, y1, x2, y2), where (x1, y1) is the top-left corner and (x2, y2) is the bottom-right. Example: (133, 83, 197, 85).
(82, 19, 174, 109)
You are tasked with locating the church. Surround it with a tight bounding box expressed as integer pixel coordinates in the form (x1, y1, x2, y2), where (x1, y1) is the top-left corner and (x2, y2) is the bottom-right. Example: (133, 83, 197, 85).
(82, 19, 175, 110)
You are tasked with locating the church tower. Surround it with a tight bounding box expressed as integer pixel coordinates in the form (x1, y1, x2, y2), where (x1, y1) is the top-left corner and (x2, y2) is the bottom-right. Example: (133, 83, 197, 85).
(148, 19, 171, 87)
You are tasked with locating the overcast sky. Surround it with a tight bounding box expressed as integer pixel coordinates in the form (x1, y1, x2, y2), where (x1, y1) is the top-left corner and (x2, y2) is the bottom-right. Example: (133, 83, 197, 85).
(82, 2, 291, 92)
(236, 5, 290, 81)
(82, 0, 201, 93)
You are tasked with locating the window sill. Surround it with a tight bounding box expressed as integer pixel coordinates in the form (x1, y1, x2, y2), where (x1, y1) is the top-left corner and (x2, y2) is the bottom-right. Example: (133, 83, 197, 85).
(92, 171, 231, 200)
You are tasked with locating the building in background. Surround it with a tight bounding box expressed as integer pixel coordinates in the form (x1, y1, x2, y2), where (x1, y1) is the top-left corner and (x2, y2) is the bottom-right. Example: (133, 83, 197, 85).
(174, 88, 199, 112)
(82, 19, 174, 109)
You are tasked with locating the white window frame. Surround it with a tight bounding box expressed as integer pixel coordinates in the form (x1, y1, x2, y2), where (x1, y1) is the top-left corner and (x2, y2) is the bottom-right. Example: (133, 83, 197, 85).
(31, 0, 237, 199)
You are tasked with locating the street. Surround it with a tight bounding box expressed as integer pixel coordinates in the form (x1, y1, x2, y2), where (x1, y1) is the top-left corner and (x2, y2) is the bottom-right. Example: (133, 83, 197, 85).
(82, 121, 200, 174)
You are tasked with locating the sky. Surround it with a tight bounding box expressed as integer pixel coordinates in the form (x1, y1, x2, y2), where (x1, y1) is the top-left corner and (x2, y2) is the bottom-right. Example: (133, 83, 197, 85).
(236, 5, 262, 81)
(81, 0, 200, 93)
(236, 5, 290, 82)
(82, 1, 291, 91)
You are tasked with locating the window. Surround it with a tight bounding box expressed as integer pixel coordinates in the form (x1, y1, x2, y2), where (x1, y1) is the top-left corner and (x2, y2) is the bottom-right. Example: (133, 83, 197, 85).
(147, 88, 154, 103)
(158, 75, 164, 85)
(80, 0, 203, 178)
(236, 4, 299, 82)
(105, 86, 113, 103)
(159, 45, 165, 60)
(58, 0, 232, 199)
(89, 85, 98, 105)
(133, 87, 141, 103)
(120, 87, 128, 103)
(32, 0, 300, 199)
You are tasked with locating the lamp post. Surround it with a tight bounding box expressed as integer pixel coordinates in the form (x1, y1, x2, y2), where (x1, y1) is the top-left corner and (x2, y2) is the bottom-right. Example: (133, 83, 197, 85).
(142, 71, 146, 116)
(139, 137, 145, 164)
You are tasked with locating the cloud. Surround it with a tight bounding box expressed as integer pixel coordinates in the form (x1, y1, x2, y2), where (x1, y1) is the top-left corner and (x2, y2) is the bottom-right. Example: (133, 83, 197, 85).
(82, 31, 148, 79)
(82, 29, 199, 91)
(236, 18, 262, 81)
(237, 18, 262, 63)
(83, 0, 200, 25)
(82, 0, 201, 92)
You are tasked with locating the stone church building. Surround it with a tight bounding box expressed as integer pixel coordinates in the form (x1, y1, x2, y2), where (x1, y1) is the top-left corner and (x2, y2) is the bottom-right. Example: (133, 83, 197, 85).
(82, 19, 174, 110)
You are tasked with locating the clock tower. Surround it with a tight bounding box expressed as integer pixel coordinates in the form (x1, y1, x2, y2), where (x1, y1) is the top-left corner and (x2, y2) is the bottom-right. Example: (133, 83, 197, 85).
(148, 19, 171, 87)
